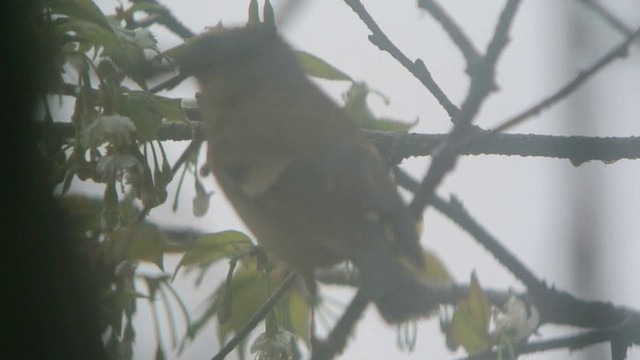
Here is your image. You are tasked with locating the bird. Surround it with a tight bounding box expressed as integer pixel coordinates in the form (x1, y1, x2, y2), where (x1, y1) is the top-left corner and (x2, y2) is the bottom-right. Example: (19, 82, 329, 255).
(175, 24, 435, 323)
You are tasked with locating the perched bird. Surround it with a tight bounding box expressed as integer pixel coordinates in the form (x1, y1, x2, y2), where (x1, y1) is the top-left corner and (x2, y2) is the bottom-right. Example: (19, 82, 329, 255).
(176, 25, 434, 323)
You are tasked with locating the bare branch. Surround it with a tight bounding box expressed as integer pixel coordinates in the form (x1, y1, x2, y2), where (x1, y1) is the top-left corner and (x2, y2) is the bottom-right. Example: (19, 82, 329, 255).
(211, 271, 298, 360)
(580, 0, 640, 46)
(489, 25, 640, 134)
(417, 0, 481, 66)
(342, 0, 459, 118)
(395, 168, 547, 297)
(484, 0, 521, 72)
(369, 131, 640, 165)
(408, 0, 522, 217)
(45, 122, 640, 164)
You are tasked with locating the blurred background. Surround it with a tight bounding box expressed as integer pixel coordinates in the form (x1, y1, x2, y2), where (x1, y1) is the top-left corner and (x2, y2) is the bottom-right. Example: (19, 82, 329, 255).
(55, 0, 640, 359)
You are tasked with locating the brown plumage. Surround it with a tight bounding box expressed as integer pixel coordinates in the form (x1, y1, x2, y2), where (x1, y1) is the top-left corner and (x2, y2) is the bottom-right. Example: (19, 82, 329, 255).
(177, 26, 434, 323)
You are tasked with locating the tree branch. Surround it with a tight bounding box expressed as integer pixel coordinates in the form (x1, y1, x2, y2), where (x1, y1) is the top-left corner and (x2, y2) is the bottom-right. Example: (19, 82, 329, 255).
(417, 0, 481, 66)
(342, 0, 459, 118)
(44, 121, 640, 164)
(579, 0, 640, 47)
(408, 0, 522, 218)
(489, 24, 640, 134)
(396, 167, 638, 330)
(395, 167, 547, 298)
(211, 271, 298, 360)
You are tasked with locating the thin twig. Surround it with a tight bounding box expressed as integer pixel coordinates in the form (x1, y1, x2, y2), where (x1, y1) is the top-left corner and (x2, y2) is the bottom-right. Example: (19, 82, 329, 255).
(417, 0, 481, 66)
(483, 0, 521, 71)
(395, 167, 547, 297)
(580, 0, 640, 45)
(489, 25, 640, 134)
(342, 0, 459, 118)
(211, 271, 298, 360)
(396, 167, 638, 330)
(408, 0, 521, 217)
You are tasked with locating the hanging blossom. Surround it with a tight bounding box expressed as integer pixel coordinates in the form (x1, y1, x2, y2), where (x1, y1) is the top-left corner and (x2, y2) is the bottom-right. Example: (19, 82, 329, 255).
(82, 114, 137, 148)
(134, 28, 157, 49)
(492, 295, 540, 343)
(96, 153, 142, 182)
(250, 330, 295, 360)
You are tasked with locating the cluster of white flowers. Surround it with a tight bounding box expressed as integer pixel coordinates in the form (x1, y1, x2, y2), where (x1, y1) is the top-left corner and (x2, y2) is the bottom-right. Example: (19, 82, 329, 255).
(250, 330, 295, 360)
(96, 153, 142, 181)
(134, 28, 157, 49)
(82, 114, 137, 148)
(81, 114, 141, 180)
(492, 295, 540, 343)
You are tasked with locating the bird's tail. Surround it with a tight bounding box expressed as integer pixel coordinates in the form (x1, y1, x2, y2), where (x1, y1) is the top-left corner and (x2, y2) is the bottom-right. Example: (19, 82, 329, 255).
(351, 226, 438, 323)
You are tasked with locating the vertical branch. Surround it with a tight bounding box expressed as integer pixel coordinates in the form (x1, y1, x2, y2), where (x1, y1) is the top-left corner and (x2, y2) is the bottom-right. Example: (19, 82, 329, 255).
(343, 0, 459, 118)
(417, 0, 481, 66)
(409, 0, 522, 217)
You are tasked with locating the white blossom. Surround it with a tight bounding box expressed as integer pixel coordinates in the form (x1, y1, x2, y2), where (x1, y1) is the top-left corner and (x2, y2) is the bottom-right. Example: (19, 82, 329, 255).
(250, 330, 294, 360)
(134, 28, 157, 49)
(82, 114, 136, 148)
(96, 154, 142, 181)
(492, 295, 540, 343)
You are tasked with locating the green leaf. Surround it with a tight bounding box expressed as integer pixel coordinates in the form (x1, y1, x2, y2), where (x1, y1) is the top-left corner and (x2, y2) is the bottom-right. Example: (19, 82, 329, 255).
(282, 289, 309, 344)
(173, 231, 253, 279)
(217, 260, 237, 324)
(448, 273, 491, 355)
(183, 266, 269, 355)
(103, 44, 149, 90)
(125, 222, 167, 270)
(55, 17, 119, 48)
(422, 250, 454, 284)
(151, 95, 187, 122)
(343, 82, 416, 132)
(118, 91, 186, 141)
(295, 51, 353, 81)
(51, 0, 115, 35)
(217, 267, 268, 344)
